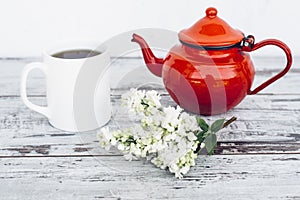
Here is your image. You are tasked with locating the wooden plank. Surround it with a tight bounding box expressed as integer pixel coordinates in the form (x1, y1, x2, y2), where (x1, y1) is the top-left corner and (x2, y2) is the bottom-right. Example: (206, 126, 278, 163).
(0, 96, 299, 156)
(0, 142, 299, 157)
(0, 57, 299, 96)
(0, 154, 299, 199)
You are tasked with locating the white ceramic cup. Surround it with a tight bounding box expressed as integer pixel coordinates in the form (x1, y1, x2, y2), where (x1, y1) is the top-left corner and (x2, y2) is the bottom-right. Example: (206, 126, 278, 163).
(20, 41, 111, 132)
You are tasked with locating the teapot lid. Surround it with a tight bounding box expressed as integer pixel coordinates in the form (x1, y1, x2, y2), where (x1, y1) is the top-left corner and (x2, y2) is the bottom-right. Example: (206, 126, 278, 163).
(179, 7, 244, 48)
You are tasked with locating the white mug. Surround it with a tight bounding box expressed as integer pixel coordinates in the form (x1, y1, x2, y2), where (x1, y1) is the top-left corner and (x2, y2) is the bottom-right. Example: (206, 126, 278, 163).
(20, 41, 111, 132)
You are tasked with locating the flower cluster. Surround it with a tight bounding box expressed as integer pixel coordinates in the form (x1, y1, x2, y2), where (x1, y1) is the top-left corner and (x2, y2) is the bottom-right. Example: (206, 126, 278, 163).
(97, 89, 234, 178)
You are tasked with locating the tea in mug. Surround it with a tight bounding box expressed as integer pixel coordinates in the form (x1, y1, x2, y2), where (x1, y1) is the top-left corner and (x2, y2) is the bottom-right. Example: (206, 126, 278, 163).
(52, 49, 101, 59)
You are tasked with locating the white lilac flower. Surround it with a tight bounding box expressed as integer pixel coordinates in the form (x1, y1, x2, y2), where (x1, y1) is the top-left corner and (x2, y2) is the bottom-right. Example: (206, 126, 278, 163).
(180, 166, 190, 175)
(145, 90, 161, 107)
(178, 112, 199, 132)
(187, 132, 197, 142)
(97, 127, 112, 151)
(161, 106, 182, 132)
(97, 89, 208, 179)
(117, 143, 125, 151)
(121, 88, 145, 114)
(200, 142, 206, 149)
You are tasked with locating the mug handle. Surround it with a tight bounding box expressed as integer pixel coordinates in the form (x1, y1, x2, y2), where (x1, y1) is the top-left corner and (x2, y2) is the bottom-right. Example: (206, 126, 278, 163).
(242, 35, 293, 95)
(20, 62, 50, 118)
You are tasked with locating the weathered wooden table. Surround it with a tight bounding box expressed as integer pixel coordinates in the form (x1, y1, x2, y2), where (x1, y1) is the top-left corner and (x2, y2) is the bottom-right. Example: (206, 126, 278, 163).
(0, 57, 299, 199)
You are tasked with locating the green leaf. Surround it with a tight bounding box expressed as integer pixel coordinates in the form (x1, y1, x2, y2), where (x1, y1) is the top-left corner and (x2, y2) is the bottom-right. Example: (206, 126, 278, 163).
(196, 117, 209, 132)
(196, 130, 205, 143)
(211, 118, 225, 133)
(204, 133, 217, 155)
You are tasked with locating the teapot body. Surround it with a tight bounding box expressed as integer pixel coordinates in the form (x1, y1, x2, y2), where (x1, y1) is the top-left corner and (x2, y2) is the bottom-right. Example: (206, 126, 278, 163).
(131, 7, 292, 115)
(162, 45, 254, 115)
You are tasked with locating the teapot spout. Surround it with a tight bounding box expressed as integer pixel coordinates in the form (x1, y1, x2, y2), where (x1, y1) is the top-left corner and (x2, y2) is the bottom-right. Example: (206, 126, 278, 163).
(131, 33, 164, 77)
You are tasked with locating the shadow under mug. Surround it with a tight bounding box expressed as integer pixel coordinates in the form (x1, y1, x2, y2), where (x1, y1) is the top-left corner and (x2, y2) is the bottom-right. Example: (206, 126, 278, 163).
(20, 41, 111, 132)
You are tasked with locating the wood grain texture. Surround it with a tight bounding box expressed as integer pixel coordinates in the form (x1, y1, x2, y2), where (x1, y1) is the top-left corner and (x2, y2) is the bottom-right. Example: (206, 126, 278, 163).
(0, 95, 299, 156)
(0, 154, 299, 200)
(0, 57, 300, 96)
(0, 57, 299, 156)
(0, 58, 299, 199)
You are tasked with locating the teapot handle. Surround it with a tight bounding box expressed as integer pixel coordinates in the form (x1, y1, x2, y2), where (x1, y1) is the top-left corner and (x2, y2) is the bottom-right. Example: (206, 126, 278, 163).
(241, 35, 292, 95)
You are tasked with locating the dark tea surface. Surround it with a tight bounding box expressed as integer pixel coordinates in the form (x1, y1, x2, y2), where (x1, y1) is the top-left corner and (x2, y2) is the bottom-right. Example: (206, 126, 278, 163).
(52, 49, 101, 59)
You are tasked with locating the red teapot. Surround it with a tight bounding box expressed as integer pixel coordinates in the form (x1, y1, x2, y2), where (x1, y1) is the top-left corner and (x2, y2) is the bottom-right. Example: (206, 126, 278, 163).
(132, 7, 292, 115)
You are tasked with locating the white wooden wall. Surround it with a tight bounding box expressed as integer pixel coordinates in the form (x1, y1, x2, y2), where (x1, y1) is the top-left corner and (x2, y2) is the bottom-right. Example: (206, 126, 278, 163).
(0, 0, 298, 57)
